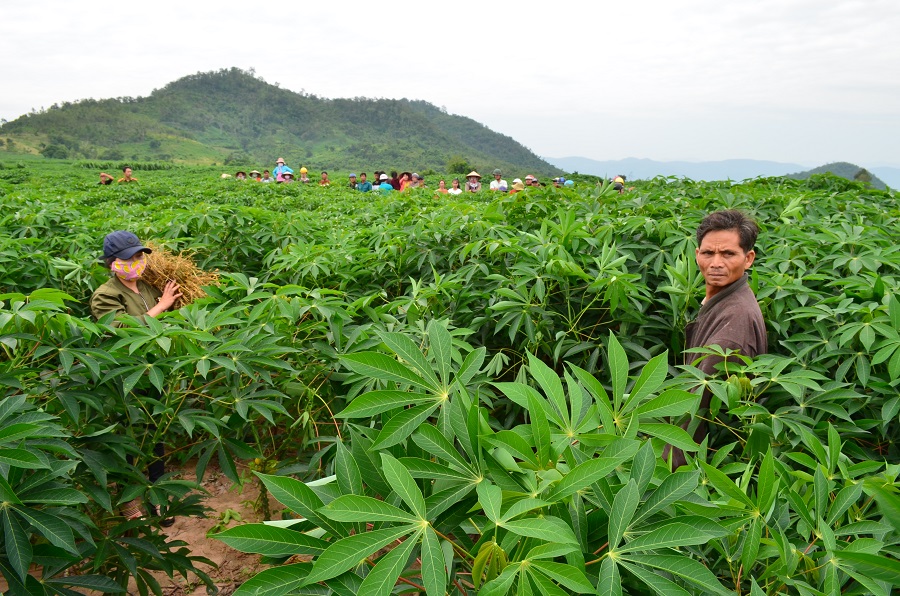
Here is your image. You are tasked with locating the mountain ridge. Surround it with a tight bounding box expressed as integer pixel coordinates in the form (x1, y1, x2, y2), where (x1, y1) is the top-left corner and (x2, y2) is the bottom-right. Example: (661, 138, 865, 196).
(0, 67, 563, 176)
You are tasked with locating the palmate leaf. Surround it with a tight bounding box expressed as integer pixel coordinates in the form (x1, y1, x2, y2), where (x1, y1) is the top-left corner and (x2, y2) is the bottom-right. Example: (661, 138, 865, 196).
(302, 525, 416, 586)
(214, 524, 327, 556)
(232, 562, 311, 596)
(356, 528, 420, 596)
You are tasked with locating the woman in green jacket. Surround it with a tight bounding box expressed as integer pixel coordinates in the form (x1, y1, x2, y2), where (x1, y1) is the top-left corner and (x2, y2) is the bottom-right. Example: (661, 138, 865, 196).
(91, 231, 181, 525)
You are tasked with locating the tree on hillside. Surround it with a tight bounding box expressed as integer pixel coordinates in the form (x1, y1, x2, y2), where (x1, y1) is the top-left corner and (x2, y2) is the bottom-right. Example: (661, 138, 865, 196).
(41, 144, 69, 159)
(447, 155, 471, 175)
(854, 168, 873, 185)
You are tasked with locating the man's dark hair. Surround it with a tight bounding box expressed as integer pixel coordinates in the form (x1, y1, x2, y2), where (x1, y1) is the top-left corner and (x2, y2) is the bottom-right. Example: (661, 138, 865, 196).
(696, 209, 759, 253)
(122, 165, 131, 172)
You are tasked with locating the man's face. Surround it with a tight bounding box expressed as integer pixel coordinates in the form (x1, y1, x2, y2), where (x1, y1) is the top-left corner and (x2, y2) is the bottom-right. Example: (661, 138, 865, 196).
(495, 174, 501, 180)
(360, 174, 366, 182)
(695, 229, 755, 297)
(124, 168, 132, 177)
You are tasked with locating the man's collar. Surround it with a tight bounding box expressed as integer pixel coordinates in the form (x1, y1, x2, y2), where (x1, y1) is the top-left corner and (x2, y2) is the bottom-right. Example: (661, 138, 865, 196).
(700, 273, 749, 313)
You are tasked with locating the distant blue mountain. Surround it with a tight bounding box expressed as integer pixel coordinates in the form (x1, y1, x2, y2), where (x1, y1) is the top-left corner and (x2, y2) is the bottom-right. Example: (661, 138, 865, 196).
(547, 157, 809, 182)
(870, 167, 900, 189)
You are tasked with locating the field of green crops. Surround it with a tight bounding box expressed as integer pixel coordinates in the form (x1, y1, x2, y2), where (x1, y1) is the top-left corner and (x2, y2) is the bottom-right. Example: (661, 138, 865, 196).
(1, 159, 899, 595)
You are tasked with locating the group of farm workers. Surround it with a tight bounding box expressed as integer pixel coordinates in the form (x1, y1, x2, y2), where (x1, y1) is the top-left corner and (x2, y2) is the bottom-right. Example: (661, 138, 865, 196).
(224, 158, 582, 195)
(89, 206, 765, 527)
(100, 160, 632, 196)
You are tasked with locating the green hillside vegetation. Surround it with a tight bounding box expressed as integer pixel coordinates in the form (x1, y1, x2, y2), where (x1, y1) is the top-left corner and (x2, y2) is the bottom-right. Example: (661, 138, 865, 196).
(0, 67, 562, 176)
(787, 161, 888, 189)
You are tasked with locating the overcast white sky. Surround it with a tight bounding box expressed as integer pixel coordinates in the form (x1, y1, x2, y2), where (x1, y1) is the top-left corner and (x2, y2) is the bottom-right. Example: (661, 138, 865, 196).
(2, 0, 898, 166)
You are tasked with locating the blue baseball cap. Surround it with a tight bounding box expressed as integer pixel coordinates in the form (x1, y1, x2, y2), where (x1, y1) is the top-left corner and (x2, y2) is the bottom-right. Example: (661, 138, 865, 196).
(102, 231, 151, 260)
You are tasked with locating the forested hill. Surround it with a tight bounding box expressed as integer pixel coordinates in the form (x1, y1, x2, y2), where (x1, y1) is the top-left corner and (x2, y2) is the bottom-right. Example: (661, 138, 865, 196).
(786, 161, 888, 190)
(0, 67, 562, 175)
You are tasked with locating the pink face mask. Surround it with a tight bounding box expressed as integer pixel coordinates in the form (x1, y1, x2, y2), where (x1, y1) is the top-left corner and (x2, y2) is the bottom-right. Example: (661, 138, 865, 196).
(111, 254, 147, 280)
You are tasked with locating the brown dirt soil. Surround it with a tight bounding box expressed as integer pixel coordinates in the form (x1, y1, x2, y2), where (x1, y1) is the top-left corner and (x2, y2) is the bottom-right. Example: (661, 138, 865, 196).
(143, 461, 281, 595)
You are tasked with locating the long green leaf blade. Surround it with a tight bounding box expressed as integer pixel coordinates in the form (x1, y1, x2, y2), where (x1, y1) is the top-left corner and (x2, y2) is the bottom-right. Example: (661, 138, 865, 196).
(545, 439, 639, 503)
(420, 526, 447, 596)
(621, 555, 732, 596)
(256, 473, 348, 538)
(597, 557, 622, 596)
(337, 391, 433, 418)
(379, 453, 426, 518)
(616, 522, 716, 553)
(427, 320, 453, 387)
(341, 352, 435, 392)
(372, 402, 440, 450)
(380, 331, 440, 388)
(215, 524, 327, 556)
(232, 563, 311, 596)
(623, 352, 669, 413)
(609, 479, 639, 550)
(356, 528, 420, 596)
(303, 525, 415, 586)
(321, 495, 419, 524)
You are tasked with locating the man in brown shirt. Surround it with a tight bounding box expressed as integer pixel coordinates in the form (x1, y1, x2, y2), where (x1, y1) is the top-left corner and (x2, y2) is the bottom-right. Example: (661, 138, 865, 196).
(665, 210, 767, 468)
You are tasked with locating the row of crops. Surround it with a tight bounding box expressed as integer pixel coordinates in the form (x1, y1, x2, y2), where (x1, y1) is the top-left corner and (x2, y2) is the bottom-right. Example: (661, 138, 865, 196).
(1, 164, 899, 594)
